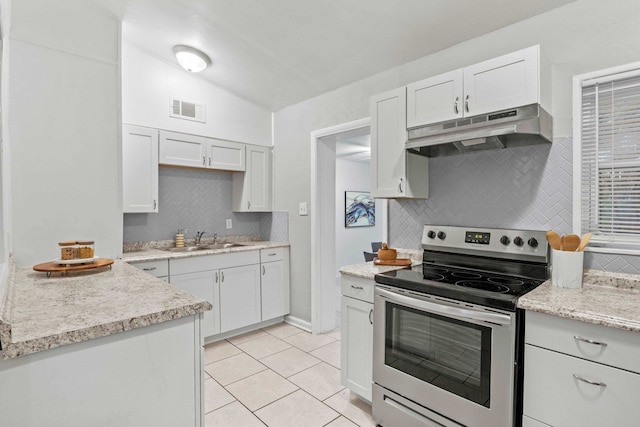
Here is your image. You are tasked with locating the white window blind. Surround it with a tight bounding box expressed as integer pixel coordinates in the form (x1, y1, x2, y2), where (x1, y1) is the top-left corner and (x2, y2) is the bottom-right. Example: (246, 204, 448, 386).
(580, 71, 640, 246)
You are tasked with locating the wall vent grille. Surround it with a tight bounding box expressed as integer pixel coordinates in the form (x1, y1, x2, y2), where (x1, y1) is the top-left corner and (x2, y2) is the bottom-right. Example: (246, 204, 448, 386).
(169, 97, 206, 123)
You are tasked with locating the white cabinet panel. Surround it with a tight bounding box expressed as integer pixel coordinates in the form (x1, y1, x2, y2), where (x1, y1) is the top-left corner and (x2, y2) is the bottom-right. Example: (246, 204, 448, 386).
(233, 144, 273, 211)
(370, 87, 429, 199)
(206, 138, 245, 171)
(407, 69, 463, 127)
(159, 130, 207, 168)
(261, 261, 288, 320)
(341, 294, 373, 402)
(123, 125, 158, 213)
(170, 270, 220, 337)
(219, 264, 261, 333)
(463, 46, 539, 117)
(524, 344, 640, 427)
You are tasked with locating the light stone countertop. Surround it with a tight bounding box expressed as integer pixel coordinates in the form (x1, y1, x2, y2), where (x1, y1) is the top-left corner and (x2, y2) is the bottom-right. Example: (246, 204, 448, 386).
(518, 269, 640, 333)
(339, 249, 422, 280)
(122, 241, 290, 263)
(0, 259, 212, 359)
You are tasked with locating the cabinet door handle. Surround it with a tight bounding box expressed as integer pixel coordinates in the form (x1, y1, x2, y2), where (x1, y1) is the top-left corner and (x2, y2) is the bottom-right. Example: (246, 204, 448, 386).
(221, 272, 224, 282)
(262, 265, 266, 275)
(202, 155, 206, 166)
(573, 374, 606, 387)
(574, 336, 608, 346)
(142, 267, 156, 271)
(248, 201, 251, 210)
(454, 96, 459, 114)
(215, 272, 219, 283)
(465, 94, 470, 113)
(369, 308, 373, 325)
(351, 285, 363, 290)
(208, 156, 212, 167)
(153, 199, 157, 210)
(398, 177, 403, 193)
(268, 253, 276, 257)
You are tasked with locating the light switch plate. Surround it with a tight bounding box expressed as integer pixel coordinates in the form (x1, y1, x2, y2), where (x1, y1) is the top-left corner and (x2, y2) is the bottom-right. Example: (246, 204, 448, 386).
(226, 219, 232, 229)
(299, 202, 308, 216)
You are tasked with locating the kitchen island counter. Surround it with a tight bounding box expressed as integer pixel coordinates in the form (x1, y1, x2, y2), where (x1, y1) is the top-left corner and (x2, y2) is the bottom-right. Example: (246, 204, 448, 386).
(518, 269, 640, 332)
(0, 259, 211, 359)
(339, 249, 422, 280)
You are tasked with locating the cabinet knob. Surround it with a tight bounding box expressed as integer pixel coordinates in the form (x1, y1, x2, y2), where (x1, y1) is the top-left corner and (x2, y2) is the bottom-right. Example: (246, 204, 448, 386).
(248, 201, 251, 210)
(202, 155, 206, 166)
(142, 267, 156, 271)
(369, 308, 373, 325)
(262, 265, 265, 275)
(465, 94, 470, 113)
(454, 96, 459, 114)
(208, 156, 212, 167)
(398, 177, 403, 193)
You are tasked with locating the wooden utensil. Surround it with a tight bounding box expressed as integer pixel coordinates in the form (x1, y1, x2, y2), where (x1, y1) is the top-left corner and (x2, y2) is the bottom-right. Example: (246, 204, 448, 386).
(545, 231, 562, 250)
(562, 234, 581, 252)
(577, 233, 593, 252)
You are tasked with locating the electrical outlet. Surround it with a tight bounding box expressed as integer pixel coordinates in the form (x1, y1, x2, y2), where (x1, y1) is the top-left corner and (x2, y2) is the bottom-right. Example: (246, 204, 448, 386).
(299, 202, 308, 216)
(226, 219, 232, 229)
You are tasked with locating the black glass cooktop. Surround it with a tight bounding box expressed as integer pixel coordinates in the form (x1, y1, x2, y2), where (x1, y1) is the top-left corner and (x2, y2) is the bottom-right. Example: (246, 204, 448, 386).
(375, 263, 545, 311)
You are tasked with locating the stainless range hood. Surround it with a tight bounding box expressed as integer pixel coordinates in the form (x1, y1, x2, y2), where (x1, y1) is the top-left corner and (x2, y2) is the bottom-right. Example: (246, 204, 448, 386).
(406, 104, 552, 157)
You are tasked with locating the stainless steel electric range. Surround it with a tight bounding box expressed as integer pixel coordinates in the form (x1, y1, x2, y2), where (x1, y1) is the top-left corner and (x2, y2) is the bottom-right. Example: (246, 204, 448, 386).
(372, 225, 549, 427)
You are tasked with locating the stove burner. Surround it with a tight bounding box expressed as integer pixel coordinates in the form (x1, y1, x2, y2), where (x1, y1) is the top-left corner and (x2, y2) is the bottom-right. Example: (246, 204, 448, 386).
(451, 271, 482, 280)
(488, 276, 524, 286)
(423, 272, 445, 281)
(456, 280, 510, 293)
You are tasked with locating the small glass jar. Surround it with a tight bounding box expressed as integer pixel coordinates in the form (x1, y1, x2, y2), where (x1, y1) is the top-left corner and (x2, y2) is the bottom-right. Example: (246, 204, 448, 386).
(59, 241, 78, 260)
(77, 241, 95, 259)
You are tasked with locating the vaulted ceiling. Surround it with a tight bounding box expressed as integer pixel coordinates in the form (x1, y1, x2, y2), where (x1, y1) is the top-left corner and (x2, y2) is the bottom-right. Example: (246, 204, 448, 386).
(91, 0, 577, 110)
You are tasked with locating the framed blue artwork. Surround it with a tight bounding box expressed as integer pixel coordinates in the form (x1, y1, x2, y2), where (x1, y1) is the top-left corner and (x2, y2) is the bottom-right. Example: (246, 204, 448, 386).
(345, 191, 375, 227)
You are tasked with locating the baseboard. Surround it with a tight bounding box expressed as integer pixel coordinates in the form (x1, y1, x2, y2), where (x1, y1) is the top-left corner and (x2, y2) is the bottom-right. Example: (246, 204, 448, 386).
(284, 315, 312, 332)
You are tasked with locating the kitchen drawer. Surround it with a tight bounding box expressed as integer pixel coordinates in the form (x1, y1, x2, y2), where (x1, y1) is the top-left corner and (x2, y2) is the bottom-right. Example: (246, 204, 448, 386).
(526, 311, 640, 374)
(170, 250, 259, 275)
(524, 344, 640, 427)
(341, 274, 374, 303)
(129, 259, 168, 278)
(260, 247, 286, 263)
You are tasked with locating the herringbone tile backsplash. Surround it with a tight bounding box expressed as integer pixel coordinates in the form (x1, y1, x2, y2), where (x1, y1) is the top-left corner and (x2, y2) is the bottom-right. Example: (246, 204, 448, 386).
(389, 138, 640, 274)
(124, 167, 275, 243)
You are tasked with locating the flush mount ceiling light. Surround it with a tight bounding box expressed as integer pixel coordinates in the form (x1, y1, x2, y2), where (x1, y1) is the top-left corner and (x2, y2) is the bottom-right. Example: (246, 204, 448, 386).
(173, 45, 211, 73)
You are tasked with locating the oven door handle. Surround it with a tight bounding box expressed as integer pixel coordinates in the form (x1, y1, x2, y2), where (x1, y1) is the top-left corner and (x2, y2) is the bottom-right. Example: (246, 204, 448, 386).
(376, 287, 512, 326)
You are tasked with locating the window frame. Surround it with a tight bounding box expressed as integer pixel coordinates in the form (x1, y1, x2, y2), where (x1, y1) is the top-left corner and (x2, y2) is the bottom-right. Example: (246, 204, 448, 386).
(573, 61, 640, 255)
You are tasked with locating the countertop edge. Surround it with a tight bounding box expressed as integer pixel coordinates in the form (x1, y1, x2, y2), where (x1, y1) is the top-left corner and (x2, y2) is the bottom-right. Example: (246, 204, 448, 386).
(122, 241, 290, 263)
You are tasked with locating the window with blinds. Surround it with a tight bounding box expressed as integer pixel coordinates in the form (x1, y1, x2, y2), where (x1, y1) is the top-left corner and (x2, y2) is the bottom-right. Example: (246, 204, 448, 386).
(578, 68, 640, 248)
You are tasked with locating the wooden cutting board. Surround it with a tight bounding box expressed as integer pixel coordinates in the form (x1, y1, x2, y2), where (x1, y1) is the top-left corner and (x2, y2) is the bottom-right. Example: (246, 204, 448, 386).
(373, 258, 412, 266)
(33, 258, 114, 276)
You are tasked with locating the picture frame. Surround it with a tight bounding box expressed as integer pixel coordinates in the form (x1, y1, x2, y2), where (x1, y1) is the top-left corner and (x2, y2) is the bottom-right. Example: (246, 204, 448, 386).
(345, 191, 375, 228)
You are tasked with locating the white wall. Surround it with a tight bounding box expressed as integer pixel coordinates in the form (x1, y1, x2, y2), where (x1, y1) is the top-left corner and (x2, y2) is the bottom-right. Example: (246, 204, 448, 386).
(273, 0, 640, 324)
(335, 159, 382, 269)
(6, 0, 122, 266)
(122, 42, 272, 146)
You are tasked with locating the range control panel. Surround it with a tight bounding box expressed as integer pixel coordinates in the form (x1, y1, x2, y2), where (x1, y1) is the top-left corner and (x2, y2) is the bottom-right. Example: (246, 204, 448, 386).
(422, 225, 549, 262)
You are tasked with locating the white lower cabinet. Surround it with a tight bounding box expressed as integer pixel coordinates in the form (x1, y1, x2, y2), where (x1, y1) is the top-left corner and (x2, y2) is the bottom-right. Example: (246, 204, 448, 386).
(219, 264, 261, 333)
(340, 274, 374, 402)
(523, 311, 640, 427)
(129, 259, 169, 282)
(260, 247, 290, 321)
(170, 270, 220, 337)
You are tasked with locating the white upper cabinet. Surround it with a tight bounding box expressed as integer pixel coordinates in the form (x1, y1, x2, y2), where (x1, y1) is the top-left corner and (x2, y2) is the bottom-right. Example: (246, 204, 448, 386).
(370, 88, 429, 199)
(123, 125, 158, 213)
(407, 70, 464, 127)
(232, 144, 273, 211)
(463, 46, 539, 117)
(159, 130, 246, 171)
(159, 130, 207, 168)
(206, 138, 245, 171)
(407, 46, 541, 128)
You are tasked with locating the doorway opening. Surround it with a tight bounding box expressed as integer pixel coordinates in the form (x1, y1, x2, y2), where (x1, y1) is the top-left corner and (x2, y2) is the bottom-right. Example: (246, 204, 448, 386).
(310, 118, 387, 334)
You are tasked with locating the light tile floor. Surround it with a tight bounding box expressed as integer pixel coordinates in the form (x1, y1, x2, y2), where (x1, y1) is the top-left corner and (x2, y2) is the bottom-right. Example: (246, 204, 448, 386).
(203, 322, 375, 427)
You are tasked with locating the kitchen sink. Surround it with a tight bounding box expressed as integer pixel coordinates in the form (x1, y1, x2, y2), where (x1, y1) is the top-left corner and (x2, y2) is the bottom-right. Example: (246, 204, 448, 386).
(163, 243, 244, 252)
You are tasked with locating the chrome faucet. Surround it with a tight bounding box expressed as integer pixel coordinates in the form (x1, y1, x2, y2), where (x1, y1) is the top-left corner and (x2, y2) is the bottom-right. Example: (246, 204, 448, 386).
(195, 230, 206, 245)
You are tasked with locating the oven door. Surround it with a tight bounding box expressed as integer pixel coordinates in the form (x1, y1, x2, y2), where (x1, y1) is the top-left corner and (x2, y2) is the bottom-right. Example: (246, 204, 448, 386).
(373, 285, 517, 427)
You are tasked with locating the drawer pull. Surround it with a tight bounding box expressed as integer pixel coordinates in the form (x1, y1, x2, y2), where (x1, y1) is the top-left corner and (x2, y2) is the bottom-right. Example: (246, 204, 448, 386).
(573, 374, 607, 388)
(268, 253, 276, 256)
(351, 285, 363, 290)
(142, 267, 157, 271)
(574, 336, 608, 346)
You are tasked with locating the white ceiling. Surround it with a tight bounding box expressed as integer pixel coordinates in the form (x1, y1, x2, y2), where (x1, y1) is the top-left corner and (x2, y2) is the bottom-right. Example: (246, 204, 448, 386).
(95, 0, 577, 111)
